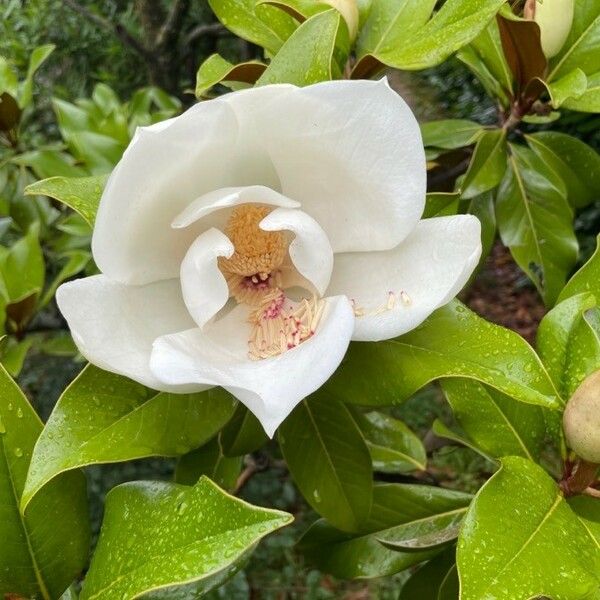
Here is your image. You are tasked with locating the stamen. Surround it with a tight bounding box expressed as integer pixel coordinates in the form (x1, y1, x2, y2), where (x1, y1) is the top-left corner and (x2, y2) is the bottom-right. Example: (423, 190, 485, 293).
(248, 288, 324, 360)
(224, 270, 282, 306)
(352, 290, 411, 318)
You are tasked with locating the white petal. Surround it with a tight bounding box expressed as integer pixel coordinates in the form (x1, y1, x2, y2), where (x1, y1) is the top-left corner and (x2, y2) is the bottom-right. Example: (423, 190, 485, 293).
(180, 228, 234, 329)
(327, 215, 482, 341)
(171, 185, 299, 230)
(149, 295, 354, 436)
(57, 275, 206, 393)
(260, 208, 333, 296)
(259, 78, 426, 252)
(92, 85, 295, 285)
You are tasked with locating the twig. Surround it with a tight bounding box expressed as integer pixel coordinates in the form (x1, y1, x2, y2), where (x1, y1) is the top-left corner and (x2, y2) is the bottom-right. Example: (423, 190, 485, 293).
(61, 0, 151, 61)
(184, 22, 228, 45)
(156, 0, 190, 49)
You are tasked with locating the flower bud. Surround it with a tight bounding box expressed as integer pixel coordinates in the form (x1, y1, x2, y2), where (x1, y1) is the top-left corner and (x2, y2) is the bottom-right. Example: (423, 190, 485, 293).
(530, 0, 575, 58)
(563, 370, 600, 463)
(320, 0, 359, 41)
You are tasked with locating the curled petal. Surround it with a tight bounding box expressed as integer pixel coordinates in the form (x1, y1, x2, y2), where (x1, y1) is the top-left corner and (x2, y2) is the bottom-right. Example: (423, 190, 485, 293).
(260, 207, 333, 296)
(180, 228, 234, 329)
(56, 275, 205, 392)
(171, 185, 299, 231)
(149, 295, 354, 436)
(327, 215, 482, 341)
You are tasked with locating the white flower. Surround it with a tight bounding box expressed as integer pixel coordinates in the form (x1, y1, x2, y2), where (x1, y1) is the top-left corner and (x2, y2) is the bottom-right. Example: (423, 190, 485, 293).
(57, 79, 481, 436)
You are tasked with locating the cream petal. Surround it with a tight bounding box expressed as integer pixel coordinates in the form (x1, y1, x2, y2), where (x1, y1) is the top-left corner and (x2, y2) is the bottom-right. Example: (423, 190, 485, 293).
(258, 78, 426, 252)
(56, 275, 206, 392)
(260, 207, 333, 297)
(149, 295, 354, 436)
(180, 228, 234, 329)
(326, 215, 482, 341)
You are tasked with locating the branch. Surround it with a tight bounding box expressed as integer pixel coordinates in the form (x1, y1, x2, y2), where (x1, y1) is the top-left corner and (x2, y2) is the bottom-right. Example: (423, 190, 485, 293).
(61, 0, 151, 61)
(156, 0, 190, 49)
(184, 22, 228, 45)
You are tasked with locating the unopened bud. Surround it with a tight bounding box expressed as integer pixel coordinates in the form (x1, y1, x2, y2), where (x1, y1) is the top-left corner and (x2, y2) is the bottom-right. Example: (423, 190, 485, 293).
(530, 0, 575, 58)
(320, 0, 359, 41)
(563, 370, 600, 463)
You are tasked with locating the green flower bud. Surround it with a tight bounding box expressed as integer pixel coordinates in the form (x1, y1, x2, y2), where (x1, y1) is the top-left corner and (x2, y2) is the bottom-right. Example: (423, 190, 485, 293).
(532, 0, 575, 58)
(563, 370, 600, 463)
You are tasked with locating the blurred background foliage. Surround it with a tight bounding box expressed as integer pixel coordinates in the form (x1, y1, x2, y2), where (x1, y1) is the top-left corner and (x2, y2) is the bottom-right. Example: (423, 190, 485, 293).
(1, 1, 600, 598)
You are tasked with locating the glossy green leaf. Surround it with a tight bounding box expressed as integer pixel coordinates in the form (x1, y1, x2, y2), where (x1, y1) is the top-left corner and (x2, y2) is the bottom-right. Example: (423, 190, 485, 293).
(349, 408, 426, 472)
(546, 68, 588, 107)
(559, 234, 600, 303)
(431, 418, 493, 461)
(460, 129, 507, 199)
(13, 149, 87, 180)
(549, 3, 600, 80)
(39, 250, 90, 308)
(326, 300, 560, 410)
(420, 119, 483, 149)
(496, 144, 577, 306)
(570, 495, 600, 550)
(563, 71, 600, 112)
(220, 404, 268, 457)
(399, 548, 458, 600)
(423, 192, 460, 218)
(442, 379, 546, 461)
(537, 292, 596, 394)
(25, 174, 108, 226)
(299, 483, 471, 578)
(21, 366, 237, 510)
(279, 394, 372, 532)
(68, 131, 123, 174)
(175, 436, 242, 491)
(257, 10, 342, 86)
(208, 0, 297, 54)
(527, 132, 600, 209)
(468, 191, 497, 264)
(458, 457, 599, 600)
(80, 477, 292, 600)
(355, 0, 506, 75)
(195, 54, 266, 98)
(0, 364, 89, 600)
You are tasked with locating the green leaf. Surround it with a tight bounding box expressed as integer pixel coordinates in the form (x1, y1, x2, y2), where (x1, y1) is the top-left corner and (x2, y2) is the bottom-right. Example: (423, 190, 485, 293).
(563, 71, 600, 112)
(423, 192, 460, 218)
(21, 366, 237, 510)
(457, 456, 599, 600)
(559, 234, 600, 303)
(420, 119, 483, 149)
(326, 300, 560, 410)
(13, 149, 87, 180)
(496, 144, 577, 306)
(432, 418, 493, 460)
(537, 292, 597, 395)
(546, 68, 588, 107)
(527, 132, 600, 209)
(349, 408, 426, 472)
(67, 131, 124, 174)
(39, 250, 90, 308)
(220, 404, 268, 457)
(279, 394, 373, 532)
(208, 0, 297, 54)
(1, 337, 34, 377)
(399, 549, 458, 600)
(549, 4, 600, 80)
(80, 477, 292, 600)
(0, 364, 89, 600)
(460, 129, 507, 199)
(299, 483, 471, 578)
(25, 175, 108, 226)
(569, 495, 600, 550)
(257, 9, 342, 85)
(18, 44, 55, 109)
(0, 224, 44, 305)
(354, 0, 506, 75)
(468, 191, 497, 264)
(442, 379, 546, 461)
(195, 54, 266, 98)
(175, 436, 242, 491)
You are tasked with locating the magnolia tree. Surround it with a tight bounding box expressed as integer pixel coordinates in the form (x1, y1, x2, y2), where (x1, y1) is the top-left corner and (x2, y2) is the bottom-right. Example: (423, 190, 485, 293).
(2, 0, 600, 598)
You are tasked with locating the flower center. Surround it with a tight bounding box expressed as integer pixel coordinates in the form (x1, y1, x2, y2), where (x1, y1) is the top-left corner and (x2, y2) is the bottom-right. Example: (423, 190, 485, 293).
(217, 203, 324, 360)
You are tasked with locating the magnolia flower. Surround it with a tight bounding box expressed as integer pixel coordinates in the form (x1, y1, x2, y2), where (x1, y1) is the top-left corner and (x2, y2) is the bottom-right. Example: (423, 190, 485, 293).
(57, 79, 481, 436)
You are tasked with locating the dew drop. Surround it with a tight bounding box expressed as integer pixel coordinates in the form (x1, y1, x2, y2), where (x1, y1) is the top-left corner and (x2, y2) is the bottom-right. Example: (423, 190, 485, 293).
(14, 448, 23, 458)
